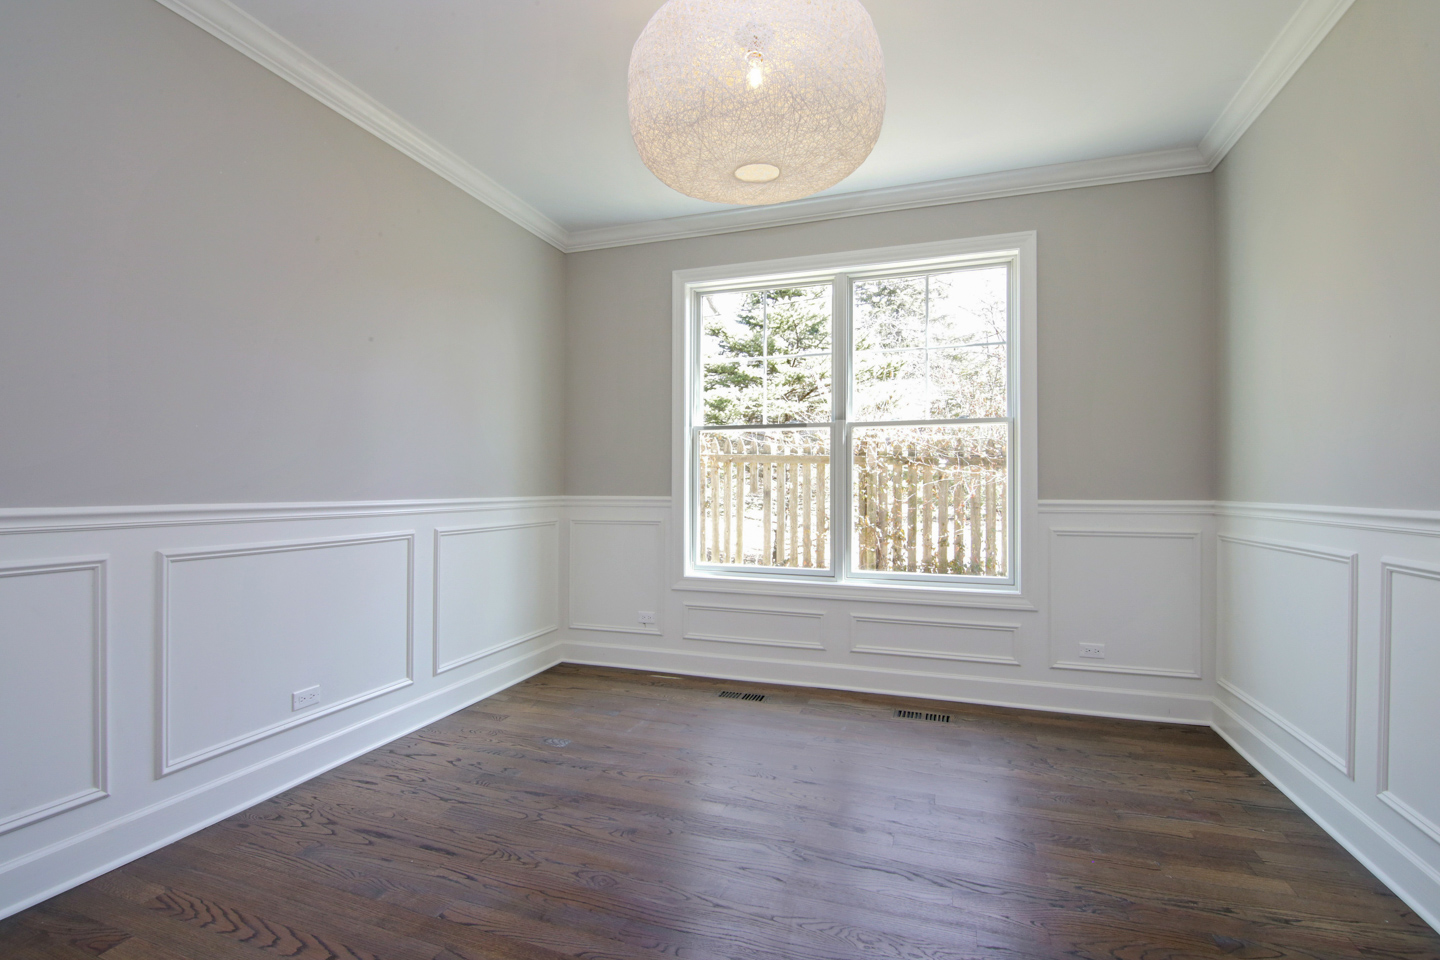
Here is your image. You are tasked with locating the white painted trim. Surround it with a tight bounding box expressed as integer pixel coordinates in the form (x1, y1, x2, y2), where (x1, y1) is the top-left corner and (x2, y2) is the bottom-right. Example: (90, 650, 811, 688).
(848, 614, 1020, 666)
(0, 558, 109, 836)
(0, 497, 567, 535)
(1376, 558, 1440, 846)
(1048, 528, 1204, 679)
(432, 521, 560, 675)
(1218, 501, 1440, 538)
(157, 531, 416, 775)
(149, 0, 568, 249)
(1212, 697, 1440, 934)
(1216, 533, 1358, 778)
(682, 603, 826, 651)
(566, 149, 1209, 252)
(1199, 0, 1357, 165)
(564, 639, 1214, 725)
(1039, 500, 1219, 516)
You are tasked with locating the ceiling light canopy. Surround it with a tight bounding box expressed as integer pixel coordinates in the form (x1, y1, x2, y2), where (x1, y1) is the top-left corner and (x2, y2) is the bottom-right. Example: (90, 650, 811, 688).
(628, 0, 886, 206)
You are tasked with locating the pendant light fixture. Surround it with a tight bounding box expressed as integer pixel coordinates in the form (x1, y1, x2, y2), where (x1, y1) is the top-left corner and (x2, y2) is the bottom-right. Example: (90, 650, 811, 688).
(628, 0, 885, 206)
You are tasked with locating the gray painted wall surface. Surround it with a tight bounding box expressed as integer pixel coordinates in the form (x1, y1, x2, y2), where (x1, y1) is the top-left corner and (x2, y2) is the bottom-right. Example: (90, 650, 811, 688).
(565, 176, 1218, 499)
(0, 0, 566, 507)
(1217, 0, 1440, 510)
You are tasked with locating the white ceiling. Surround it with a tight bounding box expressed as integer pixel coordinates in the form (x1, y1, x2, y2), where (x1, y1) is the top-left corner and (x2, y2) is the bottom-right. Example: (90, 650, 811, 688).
(180, 0, 1343, 246)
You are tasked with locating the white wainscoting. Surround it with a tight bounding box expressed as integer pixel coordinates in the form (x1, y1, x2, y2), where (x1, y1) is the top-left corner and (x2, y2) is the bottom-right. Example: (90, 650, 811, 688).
(434, 521, 558, 674)
(1216, 533, 1357, 777)
(161, 533, 415, 774)
(0, 498, 565, 922)
(849, 614, 1020, 665)
(1378, 560, 1440, 846)
(568, 517, 665, 636)
(0, 558, 107, 835)
(683, 603, 826, 650)
(3, 494, 1438, 935)
(563, 498, 1216, 725)
(1049, 528, 1203, 677)
(1213, 502, 1440, 934)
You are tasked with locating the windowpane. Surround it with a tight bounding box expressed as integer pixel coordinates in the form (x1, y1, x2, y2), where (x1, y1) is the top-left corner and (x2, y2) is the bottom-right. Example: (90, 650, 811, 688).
(854, 276, 926, 349)
(703, 359, 764, 425)
(767, 354, 831, 423)
(930, 345, 1007, 419)
(700, 284, 831, 425)
(854, 348, 926, 421)
(928, 266, 1008, 346)
(764, 285, 832, 355)
(851, 424, 1008, 578)
(698, 428, 831, 571)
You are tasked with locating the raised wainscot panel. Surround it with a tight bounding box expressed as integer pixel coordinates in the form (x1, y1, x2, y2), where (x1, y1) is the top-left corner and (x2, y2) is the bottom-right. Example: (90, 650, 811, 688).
(0, 559, 107, 834)
(569, 519, 663, 635)
(1218, 534, 1356, 777)
(850, 614, 1019, 665)
(434, 521, 558, 674)
(1379, 561, 1440, 844)
(684, 604, 824, 650)
(1050, 529, 1203, 678)
(161, 533, 413, 774)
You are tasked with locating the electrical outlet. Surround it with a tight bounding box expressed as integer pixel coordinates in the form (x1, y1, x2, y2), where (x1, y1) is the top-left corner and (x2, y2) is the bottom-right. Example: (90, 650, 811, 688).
(637, 610, 657, 625)
(1079, 643, 1105, 659)
(292, 685, 321, 711)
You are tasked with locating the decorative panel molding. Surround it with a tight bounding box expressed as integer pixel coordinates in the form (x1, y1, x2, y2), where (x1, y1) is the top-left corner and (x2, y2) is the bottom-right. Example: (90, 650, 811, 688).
(1049, 529, 1203, 678)
(1378, 560, 1440, 845)
(569, 519, 664, 636)
(683, 604, 825, 651)
(849, 614, 1020, 665)
(1217, 534, 1357, 778)
(0, 558, 108, 834)
(160, 533, 414, 775)
(433, 522, 558, 674)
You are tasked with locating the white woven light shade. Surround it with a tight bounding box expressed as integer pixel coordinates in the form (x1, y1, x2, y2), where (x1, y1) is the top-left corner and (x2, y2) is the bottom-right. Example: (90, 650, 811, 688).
(628, 0, 885, 205)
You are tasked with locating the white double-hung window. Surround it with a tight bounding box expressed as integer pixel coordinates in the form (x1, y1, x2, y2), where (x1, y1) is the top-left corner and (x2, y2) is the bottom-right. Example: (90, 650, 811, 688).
(677, 234, 1036, 592)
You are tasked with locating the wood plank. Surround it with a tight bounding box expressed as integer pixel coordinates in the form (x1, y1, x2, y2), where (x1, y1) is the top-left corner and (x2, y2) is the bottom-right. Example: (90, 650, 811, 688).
(3, 664, 1435, 960)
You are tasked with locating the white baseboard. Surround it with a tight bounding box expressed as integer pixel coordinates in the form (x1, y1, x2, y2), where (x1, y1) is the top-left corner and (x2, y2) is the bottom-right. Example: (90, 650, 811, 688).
(561, 639, 1214, 725)
(1212, 698, 1440, 934)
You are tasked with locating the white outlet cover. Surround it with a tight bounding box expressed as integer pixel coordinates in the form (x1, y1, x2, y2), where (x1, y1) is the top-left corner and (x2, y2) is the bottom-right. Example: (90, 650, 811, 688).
(1080, 644, 1106, 659)
(292, 685, 321, 710)
(637, 610, 656, 624)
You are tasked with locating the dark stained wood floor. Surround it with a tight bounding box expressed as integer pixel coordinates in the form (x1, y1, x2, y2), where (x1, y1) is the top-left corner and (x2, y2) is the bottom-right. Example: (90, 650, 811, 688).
(3, 665, 1438, 960)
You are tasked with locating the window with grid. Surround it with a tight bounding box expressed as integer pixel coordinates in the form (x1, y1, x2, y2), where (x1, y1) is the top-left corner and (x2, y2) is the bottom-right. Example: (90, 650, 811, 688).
(689, 251, 1015, 585)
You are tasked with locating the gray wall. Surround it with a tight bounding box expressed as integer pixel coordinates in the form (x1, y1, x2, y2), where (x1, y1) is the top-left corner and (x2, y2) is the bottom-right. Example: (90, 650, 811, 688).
(1217, 0, 1440, 510)
(0, 0, 566, 507)
(565, 175, 1218, 499)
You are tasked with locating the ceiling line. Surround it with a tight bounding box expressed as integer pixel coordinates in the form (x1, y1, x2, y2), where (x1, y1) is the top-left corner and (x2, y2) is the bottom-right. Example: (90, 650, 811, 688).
(152, 0, 1353, 255)
(151, 0, 571, 250)
(1199, 0, 1355, 163)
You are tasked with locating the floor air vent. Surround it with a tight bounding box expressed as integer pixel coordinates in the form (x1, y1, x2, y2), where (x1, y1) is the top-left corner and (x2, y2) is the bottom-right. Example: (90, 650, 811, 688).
(719, 691, 766, 702)
(895, 709, 951, 723)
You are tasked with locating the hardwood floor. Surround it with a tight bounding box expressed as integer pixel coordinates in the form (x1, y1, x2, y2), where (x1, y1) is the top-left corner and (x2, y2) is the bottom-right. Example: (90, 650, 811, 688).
(3, 664, 1437, 959)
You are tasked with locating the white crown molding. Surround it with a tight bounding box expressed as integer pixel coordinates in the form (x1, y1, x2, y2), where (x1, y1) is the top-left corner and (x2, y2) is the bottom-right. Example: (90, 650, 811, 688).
(564, 148, 1210, 252)
(1199, 0, 1356, 166)
(150, 0, 569, 250)
(149, 0, 1350, 253)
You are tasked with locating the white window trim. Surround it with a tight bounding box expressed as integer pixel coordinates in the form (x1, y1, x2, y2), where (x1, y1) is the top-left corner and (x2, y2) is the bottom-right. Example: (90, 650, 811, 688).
(669, 232, 1039, 610)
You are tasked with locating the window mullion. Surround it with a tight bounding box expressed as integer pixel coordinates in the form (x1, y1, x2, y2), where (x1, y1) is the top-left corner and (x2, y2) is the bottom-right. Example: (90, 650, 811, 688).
(833, 275, 851, 583)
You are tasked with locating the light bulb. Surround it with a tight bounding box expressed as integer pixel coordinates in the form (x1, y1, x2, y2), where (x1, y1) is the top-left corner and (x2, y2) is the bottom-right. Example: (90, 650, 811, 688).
(746, 52, 764, 89)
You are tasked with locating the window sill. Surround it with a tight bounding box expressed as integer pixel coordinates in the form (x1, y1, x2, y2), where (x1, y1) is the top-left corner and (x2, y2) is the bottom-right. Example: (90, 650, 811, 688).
(675, 573, 1037, 611)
